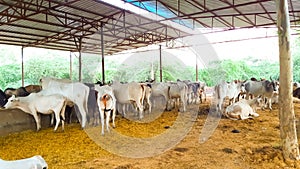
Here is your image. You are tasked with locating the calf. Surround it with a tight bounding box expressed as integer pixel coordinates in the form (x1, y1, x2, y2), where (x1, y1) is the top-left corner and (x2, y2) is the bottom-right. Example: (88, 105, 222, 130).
(4, 93, 67, 131)
(0, 155, 47, 169)
(95, 85, 116, 135)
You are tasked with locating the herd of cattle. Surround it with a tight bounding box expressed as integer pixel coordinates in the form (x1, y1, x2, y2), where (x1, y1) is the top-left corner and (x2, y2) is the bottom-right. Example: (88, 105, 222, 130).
(1, 76, 300, 135)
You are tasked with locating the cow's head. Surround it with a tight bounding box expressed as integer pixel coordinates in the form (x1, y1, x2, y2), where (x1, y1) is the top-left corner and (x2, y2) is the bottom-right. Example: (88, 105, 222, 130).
(3, 95, 19, 109)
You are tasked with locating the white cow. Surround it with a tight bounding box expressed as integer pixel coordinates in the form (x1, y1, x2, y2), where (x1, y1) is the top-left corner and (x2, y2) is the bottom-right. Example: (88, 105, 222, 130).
(150, 82, 170, 110)
(167, 81, 188, 112)
(214, 80, 246, 112)
(94, 85, 116, 135)
(4, 93, 66, 131)
(0, 155, 47, 169)
(40, 77, 90, 128)
(224, 99, 260, 120)
(111, 81, 146, 119)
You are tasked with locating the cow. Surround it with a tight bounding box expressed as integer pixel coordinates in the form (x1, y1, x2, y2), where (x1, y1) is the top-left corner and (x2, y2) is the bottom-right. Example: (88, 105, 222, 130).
(167, 81, 188, 112)
(214, 80, 246, 112)
(0, 89, 7, 108)
(239, 97, 264, 113)
(0, 155, 48, 169)
(111, 81, 146, 120)
(4, 87, 30, 99)
(198, 81, 207, 103)
(150, 82, 170, 110)
(293, 87, 300, 99)
(24, 84, 42, 93)
(293, 82, 300, 91)
(39, 77, 89, 128)
(140, 83, 152, 113)
(84, 83, 101, 126)
(94, 85, 116, 135)
(4, 93, 67, 131)
(224, 100, 260, 120)
(184, 81, 201, 104)
(243, 79, 279, 110)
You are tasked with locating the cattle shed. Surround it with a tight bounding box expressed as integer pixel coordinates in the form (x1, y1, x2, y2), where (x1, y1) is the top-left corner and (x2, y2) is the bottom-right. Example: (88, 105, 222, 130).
(0, 0, 300, 82)
(0, 0, 299, 158)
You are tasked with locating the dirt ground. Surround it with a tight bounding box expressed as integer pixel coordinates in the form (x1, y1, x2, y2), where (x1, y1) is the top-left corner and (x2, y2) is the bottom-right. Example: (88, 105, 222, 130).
(1, 98, 300, 169)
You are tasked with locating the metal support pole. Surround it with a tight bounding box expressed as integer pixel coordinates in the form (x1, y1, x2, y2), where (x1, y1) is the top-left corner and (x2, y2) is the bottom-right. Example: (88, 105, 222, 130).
(101, 23, 105, 84)
(69, 51, 72, 80)
(78, 37, 82, 82)
(21, 46, 24, 87)
(159, 45, 162, 82)
(196, 56, 198, 81)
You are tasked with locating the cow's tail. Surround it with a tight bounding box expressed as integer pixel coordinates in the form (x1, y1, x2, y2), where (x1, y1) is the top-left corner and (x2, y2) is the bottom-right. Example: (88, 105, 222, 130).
(101, 94, 110, 110)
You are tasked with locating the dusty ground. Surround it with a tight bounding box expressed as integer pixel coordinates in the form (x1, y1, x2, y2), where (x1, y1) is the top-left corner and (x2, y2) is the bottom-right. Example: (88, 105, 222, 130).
(1, 99, 300, 169)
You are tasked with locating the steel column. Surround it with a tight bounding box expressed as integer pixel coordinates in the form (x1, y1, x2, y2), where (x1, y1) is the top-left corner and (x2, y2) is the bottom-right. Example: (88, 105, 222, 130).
(21, 46, 24, 87)
(78, 37, 82, 82)
(69, 51, 72, 80)
(101, 23, 105, 84)
(159, 45, 162, 82)
(196, 56, 198, 81)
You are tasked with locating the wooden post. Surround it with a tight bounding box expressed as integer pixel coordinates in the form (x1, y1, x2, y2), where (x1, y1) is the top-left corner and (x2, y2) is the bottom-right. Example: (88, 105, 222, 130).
(276, 0, 300, 160)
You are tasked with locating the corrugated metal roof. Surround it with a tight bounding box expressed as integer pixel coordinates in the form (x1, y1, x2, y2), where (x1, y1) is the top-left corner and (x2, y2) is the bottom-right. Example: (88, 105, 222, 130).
(2, 0, 300, 55)
(0, 0, 191, 55)
(124, 0, 300, 28)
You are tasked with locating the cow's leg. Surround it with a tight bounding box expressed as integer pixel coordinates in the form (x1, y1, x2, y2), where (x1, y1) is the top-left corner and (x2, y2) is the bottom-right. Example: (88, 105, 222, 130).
(147, 98, 152, 113)
(50, 114, 54, 126)
(112, 108, 116, 128)
(99, 108, 105, 135)
(105, 110, 111, 132)
(60, 102, 66, 131)
(77, 105, 87, 129)
(136, 101, 144, 119)
(32, 112, 41, 131)
(268, 98, 273, 110)
(53, 111, 60, 132)
(181, 96, 186, 112)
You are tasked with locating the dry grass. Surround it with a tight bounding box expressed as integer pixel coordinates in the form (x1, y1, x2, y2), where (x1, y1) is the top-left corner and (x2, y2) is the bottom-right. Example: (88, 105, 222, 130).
(1, 100, 300, 168)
